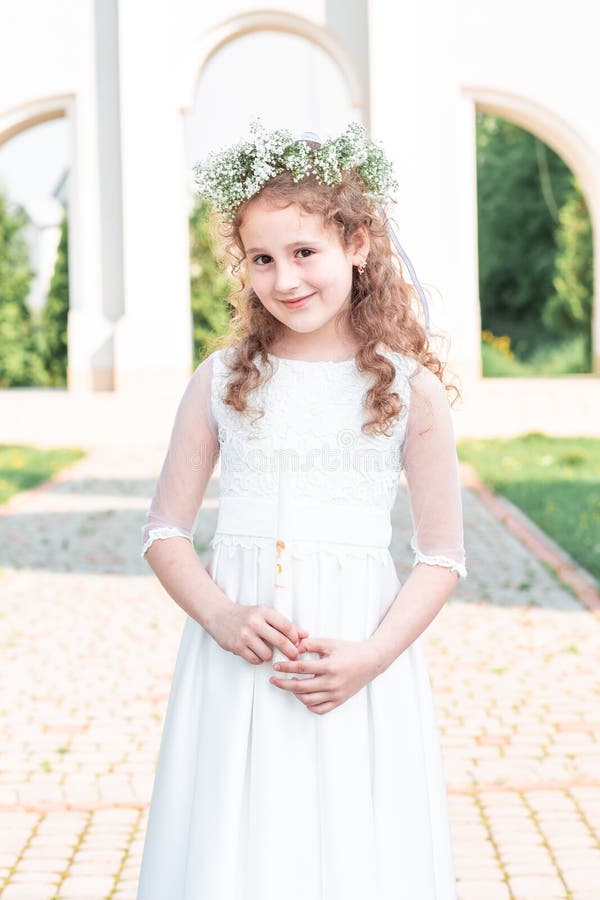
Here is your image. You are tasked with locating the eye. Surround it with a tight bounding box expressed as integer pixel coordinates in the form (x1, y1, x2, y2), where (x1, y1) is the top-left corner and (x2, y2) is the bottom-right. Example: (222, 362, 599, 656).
(296, 248, 314, 258)
(253, 254, 271, 266)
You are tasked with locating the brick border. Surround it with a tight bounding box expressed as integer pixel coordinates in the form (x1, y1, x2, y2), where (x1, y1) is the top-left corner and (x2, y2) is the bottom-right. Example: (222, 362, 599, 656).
(460, 461, 600, 614)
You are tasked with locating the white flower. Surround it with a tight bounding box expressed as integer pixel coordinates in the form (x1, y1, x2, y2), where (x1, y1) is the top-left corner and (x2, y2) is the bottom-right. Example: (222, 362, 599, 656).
(192, 118, 398, 220)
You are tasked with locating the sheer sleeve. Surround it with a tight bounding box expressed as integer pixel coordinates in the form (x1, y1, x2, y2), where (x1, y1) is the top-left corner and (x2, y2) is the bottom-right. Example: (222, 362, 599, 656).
(141, 351, 220, 559)
(399, 363, 467, 579)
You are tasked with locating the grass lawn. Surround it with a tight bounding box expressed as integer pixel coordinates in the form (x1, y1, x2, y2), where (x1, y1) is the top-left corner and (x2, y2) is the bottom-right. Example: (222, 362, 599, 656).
(0, 444, 86, 506)
(481, 332, 591, 376)
(457, 433, 600, 583)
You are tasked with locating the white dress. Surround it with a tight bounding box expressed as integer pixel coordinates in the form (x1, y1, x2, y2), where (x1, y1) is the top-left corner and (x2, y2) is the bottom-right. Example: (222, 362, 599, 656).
(136, 344, 467, 900)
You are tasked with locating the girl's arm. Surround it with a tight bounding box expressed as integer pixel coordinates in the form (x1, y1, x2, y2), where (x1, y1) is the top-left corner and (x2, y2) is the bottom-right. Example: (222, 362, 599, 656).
(367, 364, 467, 674)
(141, 352, 233, 630)
(141, 354, 306, 660)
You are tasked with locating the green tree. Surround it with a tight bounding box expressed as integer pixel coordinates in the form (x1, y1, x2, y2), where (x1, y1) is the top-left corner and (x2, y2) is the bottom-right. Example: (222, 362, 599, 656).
(476, 114, 573, 358)
(189, 197, 234, 365)
(542, 175, 593, 367)
(0, 187, 48, 386)
(41, 212, 69, 385)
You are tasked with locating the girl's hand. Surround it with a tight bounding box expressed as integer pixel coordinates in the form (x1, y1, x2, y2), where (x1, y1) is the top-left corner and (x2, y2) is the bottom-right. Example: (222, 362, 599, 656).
(207, 602, 309, 666)
(269, 637, 380, 715)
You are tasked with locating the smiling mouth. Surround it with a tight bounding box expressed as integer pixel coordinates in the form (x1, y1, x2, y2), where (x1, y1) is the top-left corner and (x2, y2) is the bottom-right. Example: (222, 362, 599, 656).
(281, 292, 315, 306)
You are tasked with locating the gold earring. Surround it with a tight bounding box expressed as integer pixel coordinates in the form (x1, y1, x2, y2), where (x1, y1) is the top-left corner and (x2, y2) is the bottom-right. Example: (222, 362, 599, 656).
(357, 259, 367, 275)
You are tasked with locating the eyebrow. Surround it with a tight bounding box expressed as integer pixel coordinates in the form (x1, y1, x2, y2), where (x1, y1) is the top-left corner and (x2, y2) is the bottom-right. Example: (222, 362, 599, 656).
(245, 240, 323, 255)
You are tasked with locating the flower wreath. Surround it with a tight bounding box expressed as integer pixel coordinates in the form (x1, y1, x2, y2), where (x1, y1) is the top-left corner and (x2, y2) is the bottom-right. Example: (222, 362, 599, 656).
(192, 118, 398, 222)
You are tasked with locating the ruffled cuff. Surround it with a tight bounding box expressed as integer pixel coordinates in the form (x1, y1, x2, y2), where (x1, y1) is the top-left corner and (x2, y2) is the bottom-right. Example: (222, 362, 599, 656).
(410, 538, 467, 579)
(141, 526, 193, 559)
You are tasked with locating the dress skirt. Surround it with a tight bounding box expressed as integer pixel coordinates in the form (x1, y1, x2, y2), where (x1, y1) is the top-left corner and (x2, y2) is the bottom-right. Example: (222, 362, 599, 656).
(136, 497, 458, 900)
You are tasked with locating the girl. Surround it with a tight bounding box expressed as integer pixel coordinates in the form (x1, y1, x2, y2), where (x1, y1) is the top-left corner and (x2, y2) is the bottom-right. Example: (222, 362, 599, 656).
(136, 120, 467, 900)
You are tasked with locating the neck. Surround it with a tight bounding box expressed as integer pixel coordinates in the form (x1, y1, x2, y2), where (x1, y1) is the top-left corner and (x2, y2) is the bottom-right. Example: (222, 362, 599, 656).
(270, 329, 360, 363)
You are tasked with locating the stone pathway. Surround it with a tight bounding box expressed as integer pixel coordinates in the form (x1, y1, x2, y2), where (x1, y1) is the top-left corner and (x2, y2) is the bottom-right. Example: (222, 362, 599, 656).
(0, 446, 599, 899)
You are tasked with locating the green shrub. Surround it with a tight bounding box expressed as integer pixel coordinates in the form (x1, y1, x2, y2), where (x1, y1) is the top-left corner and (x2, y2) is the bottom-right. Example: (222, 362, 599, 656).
(40, 213, 69, 385)
(0, 187, 49, 386)
(189, 197, 235, 364)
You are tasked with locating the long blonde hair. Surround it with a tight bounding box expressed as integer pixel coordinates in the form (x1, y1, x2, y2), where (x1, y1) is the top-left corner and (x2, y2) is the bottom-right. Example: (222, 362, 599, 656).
(206, 168, 461, 436)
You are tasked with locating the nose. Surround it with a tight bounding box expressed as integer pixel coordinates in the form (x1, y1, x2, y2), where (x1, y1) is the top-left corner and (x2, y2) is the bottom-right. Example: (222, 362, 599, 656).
(273, 258, 301, 297)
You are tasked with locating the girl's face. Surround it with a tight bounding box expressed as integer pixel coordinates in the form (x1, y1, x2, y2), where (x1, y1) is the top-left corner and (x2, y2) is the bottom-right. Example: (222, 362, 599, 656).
(239, 198, 368, 343)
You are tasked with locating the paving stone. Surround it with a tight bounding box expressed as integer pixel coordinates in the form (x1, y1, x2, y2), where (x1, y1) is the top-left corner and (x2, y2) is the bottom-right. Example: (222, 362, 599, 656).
(13, 857, 67, 873)
(2, 886, 59, 899)
(508, 874, 568, 897)
(456, 880, 511, 899)
(55, 874, 115, 897)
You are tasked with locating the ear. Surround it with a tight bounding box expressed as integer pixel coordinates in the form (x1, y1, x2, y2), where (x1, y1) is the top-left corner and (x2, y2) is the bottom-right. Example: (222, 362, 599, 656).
(349, 224, 370, 266)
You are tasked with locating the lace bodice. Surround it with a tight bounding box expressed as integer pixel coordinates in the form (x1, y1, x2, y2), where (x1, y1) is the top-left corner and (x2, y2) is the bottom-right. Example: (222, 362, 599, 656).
(212, 348, 413, 510)
(141, 344, 467, 578)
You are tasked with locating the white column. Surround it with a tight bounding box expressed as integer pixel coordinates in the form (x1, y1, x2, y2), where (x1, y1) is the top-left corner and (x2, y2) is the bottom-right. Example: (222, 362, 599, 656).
(113, 0, 192, 394)
(325, 0, 371, 126)
(367, 0, 480, 384)
(455, 92, 483, 381)
(67, 0, 121, 392)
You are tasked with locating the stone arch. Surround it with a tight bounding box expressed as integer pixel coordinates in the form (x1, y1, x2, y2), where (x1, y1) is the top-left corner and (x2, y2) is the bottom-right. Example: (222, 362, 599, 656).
(175, 11, 365, 116)
(461, 85, 600, 375)
(0, 94, 71, 146)
(0, 90, 125, 391)
(0, 95, 80, 380)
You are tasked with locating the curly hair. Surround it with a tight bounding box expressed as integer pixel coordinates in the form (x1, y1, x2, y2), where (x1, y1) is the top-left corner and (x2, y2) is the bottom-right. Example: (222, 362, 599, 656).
(205, 166, 462, 436)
